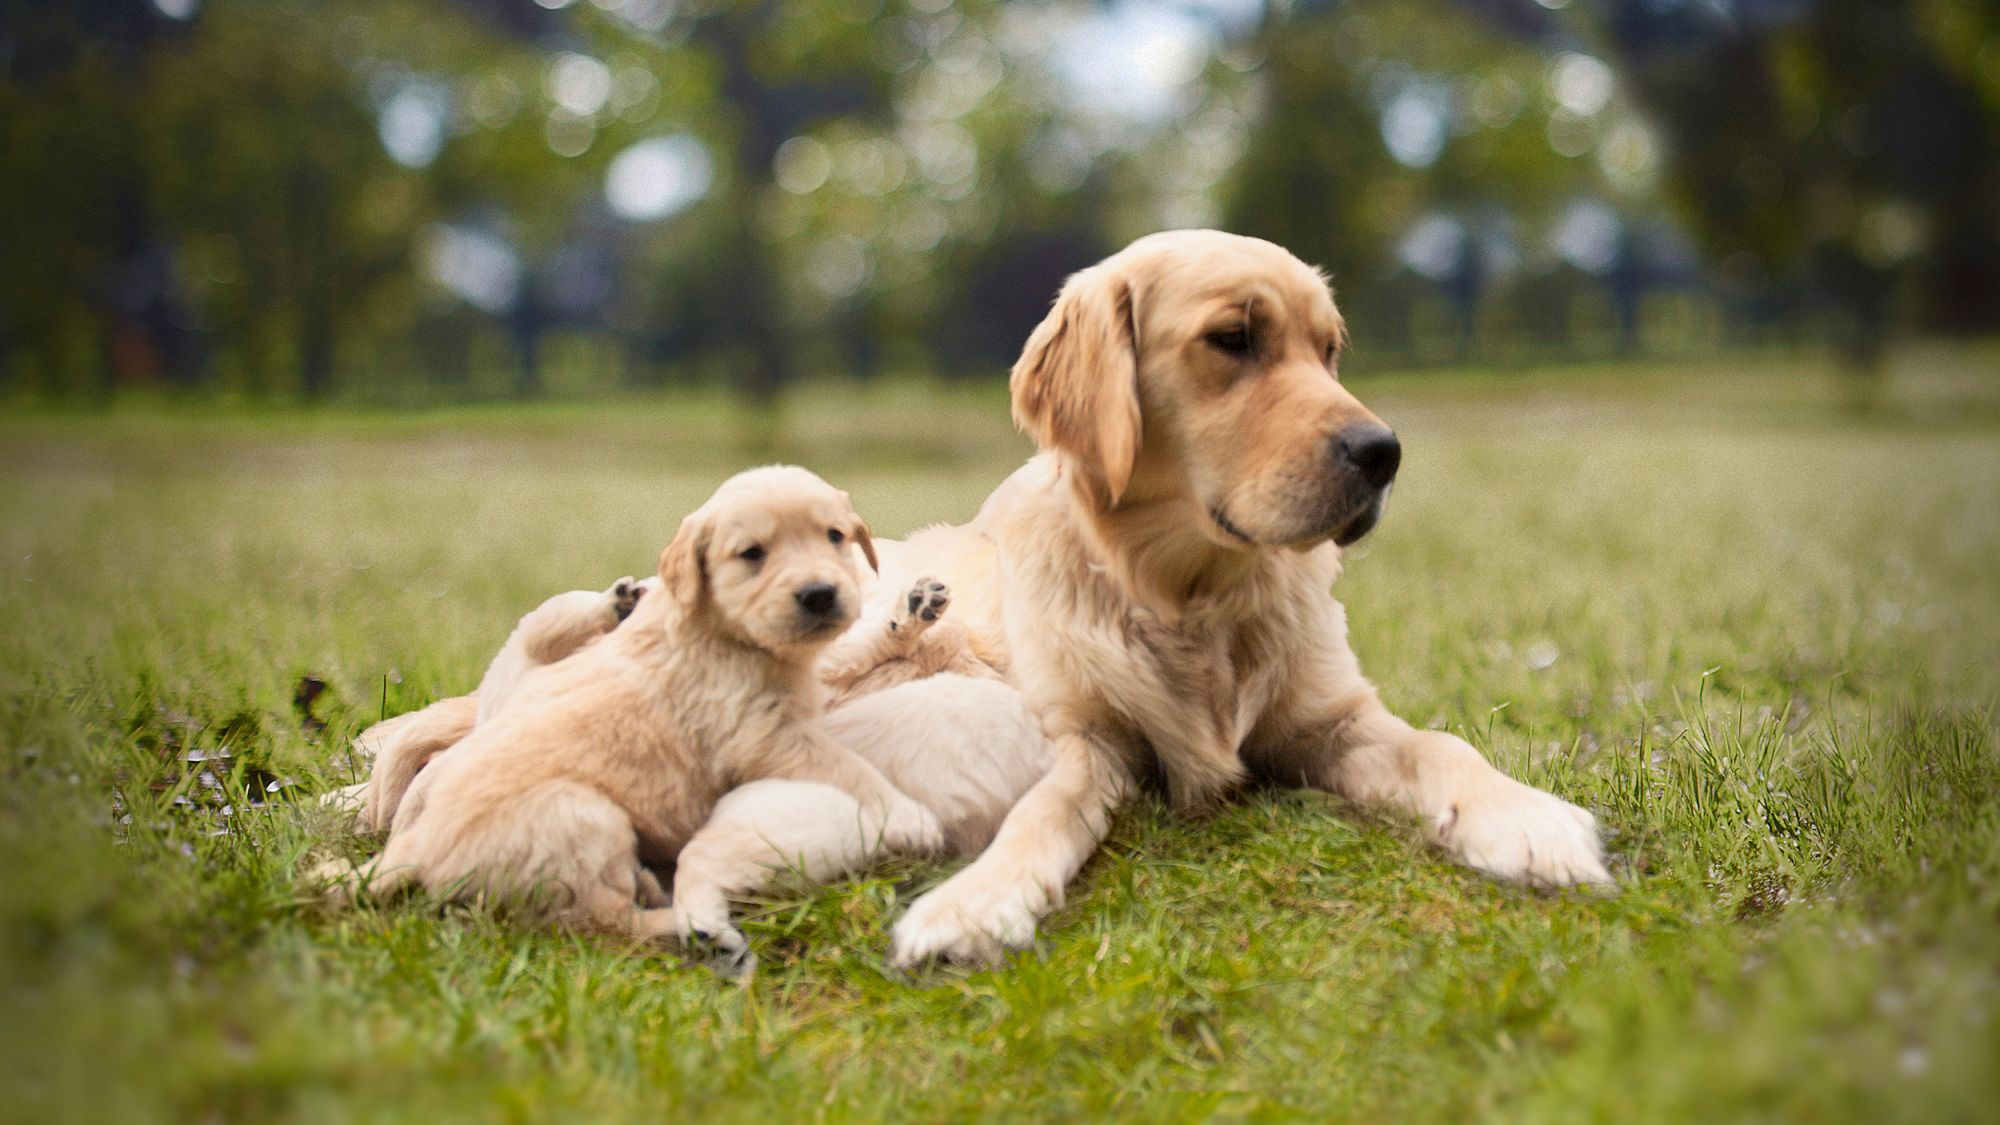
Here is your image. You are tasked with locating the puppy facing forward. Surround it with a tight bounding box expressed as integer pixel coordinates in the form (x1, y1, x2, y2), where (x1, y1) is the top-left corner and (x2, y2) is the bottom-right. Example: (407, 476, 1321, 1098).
(328, 465, 943, 948)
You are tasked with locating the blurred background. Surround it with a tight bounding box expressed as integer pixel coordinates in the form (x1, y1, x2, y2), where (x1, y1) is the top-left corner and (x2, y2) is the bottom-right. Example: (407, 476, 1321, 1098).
(2, 0, 1996, 406)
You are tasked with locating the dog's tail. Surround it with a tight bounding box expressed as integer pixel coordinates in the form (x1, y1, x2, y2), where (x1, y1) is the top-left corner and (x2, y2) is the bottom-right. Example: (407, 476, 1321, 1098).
(351, 694, 478, 832)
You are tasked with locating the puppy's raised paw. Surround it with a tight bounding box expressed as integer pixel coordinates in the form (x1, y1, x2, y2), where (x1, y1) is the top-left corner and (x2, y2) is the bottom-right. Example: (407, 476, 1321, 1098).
(893, 578, 950, 635)
(606, 576, 647, 622)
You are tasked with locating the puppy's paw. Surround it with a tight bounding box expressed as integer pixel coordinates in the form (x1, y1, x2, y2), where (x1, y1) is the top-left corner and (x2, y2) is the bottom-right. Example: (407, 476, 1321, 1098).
(685, 925, 756, 978)
(879, 798, 945, 855)
(1435, 779, 1612, 889)
(890, 866, 1047, 968)
(605, 576, 647, 622)
(891, 578, 950, 636)
(318, 782, 373, 831)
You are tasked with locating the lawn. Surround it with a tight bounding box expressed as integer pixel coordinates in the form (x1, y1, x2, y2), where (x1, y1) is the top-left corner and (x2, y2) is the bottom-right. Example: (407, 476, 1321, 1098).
(2, 347, 1997, 1121)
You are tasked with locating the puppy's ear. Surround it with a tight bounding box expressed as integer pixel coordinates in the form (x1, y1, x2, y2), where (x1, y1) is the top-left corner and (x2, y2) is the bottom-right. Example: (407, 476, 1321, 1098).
(657, 510, 711, 610)
(836, 490, 879, 573)
(851, 519, 879, 574)
(1010, 264, 1142, 508)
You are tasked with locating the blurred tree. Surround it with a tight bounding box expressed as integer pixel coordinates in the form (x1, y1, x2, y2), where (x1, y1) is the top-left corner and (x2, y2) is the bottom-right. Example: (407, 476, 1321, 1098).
(1600, 0, 2000, 373)
(1223, 0, 1643, 364)
(141, 1, 419, 398)
(2, 0, 1991, 401)
(0, 0, 194, 394)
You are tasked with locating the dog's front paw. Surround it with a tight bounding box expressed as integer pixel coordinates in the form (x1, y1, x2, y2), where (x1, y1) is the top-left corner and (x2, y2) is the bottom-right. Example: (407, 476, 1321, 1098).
(1435, 779, 1612, 888)
(605, 576, 648, 622)
(684, 924, 756, 978)
(880, 797, 945, 855)
(890, 865, 1046, 968)
(669, 898, 756, 976)
(891, 578, 950, 635)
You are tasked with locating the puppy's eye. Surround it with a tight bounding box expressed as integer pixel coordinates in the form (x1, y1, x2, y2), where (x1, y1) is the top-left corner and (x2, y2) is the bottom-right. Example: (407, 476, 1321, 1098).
(827, 528, 844, 545)
(738, 545, 765, 563)
(1205, 326, 1251, 357)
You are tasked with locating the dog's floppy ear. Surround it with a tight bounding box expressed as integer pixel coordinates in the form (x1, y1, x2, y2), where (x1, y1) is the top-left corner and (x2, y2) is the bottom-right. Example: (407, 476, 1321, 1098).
(837, 490, 879, 573)
(658, 509, 712, 610)
(1010, 263, 1142, 507)
(851, 519, 879, 573)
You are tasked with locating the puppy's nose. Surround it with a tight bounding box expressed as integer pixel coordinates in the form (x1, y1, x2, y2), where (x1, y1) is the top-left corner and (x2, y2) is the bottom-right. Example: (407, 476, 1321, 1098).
(1335, 424, 1401, 490)
(795, 583, 840, 616)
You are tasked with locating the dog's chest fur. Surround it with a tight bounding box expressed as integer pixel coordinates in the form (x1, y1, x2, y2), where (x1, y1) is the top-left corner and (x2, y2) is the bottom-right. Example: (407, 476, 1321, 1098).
(1011, 545, 1321, 810)
(1112, 576, 1311, 806)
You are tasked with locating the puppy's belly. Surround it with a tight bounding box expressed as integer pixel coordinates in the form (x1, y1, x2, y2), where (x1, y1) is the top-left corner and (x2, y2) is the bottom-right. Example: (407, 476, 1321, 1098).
(824, 673, 1053, 856)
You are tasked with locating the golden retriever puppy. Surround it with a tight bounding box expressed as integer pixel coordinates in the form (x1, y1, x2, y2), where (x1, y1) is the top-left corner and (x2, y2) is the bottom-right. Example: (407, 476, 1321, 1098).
(326, 576, 654, 832)
(329, 466, 944, 949)
(827, 230, 1615, 965)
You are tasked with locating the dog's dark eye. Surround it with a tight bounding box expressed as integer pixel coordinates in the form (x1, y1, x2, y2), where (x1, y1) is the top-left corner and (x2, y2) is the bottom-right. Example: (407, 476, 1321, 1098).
(827, 528, 844, 545)
(1205, 326, 1251, 357)
(738, 545, 765, 563)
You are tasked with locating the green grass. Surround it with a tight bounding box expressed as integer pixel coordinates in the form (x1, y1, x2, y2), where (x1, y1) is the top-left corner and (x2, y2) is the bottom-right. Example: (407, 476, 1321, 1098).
(2, 345, 1997, 1121)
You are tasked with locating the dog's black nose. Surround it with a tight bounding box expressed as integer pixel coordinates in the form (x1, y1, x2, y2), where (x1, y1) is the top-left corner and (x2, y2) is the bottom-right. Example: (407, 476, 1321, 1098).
(1336, 424, 1401, 490)
(795, 583, 839, 616)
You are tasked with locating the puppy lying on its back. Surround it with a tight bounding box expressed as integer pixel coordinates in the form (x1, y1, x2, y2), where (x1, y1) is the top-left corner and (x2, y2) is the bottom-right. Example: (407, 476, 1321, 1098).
(327, 466, 943, 945)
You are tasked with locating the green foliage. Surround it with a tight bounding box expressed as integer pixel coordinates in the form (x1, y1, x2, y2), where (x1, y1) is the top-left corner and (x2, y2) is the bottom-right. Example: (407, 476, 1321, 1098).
(2, 352, 1998, 1117)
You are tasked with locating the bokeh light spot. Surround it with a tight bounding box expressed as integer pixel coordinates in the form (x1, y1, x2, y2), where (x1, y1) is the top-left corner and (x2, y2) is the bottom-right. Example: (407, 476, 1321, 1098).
(773, 137, 833, 195)
(419, 224, 522, 313)
(1381, 84, 1450, 169)
(605, 134, 713, 221)
(546, 53, 613, 118)
(1549, 53, 1614, 116)
(378, 83, 448, 169)
(1552, 198, 1621, 274)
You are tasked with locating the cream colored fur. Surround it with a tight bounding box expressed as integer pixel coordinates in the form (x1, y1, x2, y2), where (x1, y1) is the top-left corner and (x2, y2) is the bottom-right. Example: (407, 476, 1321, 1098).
(322, 466, 943, 949)
(328, 231, 1611, 970)
(618, 232, 1609, 969)
(861, 230, 1611, 966)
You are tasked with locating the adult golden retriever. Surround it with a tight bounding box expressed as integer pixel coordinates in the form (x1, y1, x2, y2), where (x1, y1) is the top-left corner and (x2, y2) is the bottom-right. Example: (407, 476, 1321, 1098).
(858, 229, 1611, 965)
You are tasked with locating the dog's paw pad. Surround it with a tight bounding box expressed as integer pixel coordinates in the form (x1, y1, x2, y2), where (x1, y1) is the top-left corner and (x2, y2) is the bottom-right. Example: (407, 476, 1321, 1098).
(687, 927, 756, 977)
(609, 576, 645, 621)
(903, 578, 950, 624)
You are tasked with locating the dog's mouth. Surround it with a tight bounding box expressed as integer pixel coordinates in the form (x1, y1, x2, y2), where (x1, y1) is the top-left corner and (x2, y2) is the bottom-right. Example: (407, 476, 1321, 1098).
(1331, 490, 1387, 547)
(1209, 505, 1256, 545)
(1211, 487, 1389, 549)
(798, 616, 845, 637)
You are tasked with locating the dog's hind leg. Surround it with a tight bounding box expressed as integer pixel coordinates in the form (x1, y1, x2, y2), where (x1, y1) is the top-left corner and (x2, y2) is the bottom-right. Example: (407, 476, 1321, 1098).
(634, 864, 669, 909)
